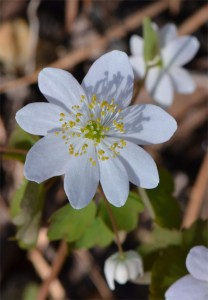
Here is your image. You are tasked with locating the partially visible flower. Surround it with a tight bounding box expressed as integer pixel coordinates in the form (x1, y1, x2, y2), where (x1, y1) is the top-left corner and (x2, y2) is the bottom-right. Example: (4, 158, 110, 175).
(16, 50, 177, 209)
(165, 245, 208, 300)
(104, 250, 143, 290)
(129, 23, 199, 106)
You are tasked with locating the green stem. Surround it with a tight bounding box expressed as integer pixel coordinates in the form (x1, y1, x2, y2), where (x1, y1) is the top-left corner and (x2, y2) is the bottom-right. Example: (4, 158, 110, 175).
(103, 196, 124, 257)
(138, 187, 155, 220)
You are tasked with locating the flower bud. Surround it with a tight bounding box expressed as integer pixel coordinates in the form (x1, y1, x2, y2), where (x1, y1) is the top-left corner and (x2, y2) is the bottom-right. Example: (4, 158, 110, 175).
(104, 250, 143, 290)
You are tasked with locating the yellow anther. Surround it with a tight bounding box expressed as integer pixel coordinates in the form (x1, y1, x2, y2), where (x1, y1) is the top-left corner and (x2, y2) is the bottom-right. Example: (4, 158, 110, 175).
(60, 113, 65, 117)
(69, 121, 76, 128)
(92, 94, 97, 101)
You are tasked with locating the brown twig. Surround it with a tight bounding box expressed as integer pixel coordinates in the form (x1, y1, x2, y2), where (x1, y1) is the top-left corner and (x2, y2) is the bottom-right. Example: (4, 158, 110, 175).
(65, 0, 79, 33)
(25, 0, 41, 74)
(0, 0, 169, 94)
(0, 146, 27, 155)
(178, 3, 208, 35)
(181, 153, 208, 228)
(75, 250, 114, 299)
(168, 0, 182, 15)
(37, 240, 68, 300)
(28, 248, 65, 300)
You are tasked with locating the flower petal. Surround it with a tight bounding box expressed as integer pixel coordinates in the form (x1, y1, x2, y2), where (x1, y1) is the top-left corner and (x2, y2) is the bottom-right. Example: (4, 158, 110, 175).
(126, 251, 143, 280)
(104, 255, 117, 290)
(159, 24, 177, 48)
(145, 67, 174, 106)
(118, 141, 159, 188)
(16, 102, 66, 135)
(82, 50, 134, 108)
(162, 36, 199, 67)
(25, 133, 69, 183)
(115, 262, 128, 284)
(186, 246, 208, 282)
(130, 35, 144, 55)
(165, 275, 208, 300)
(99, 141, 129, 207)
(129, 55, 146, 79)
(38, 68, 87, 110)
(64, 142, 99, 209)
(113, 104, 177, 145)
(169, 67, 196, 94)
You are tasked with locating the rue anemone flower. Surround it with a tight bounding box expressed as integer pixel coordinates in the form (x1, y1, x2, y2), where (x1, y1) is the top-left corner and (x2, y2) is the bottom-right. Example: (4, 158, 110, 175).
(165, 245, 208, 300)
(16, 50, 177, 209)
(104, 250, 143, 290)
(129, 23, 200, 106)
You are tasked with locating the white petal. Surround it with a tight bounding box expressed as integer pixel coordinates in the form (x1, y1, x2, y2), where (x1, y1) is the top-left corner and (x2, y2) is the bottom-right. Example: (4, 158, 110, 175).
(169, 67, 196, 93)
(165, 275, 208, 300)
(115, 262, 128, 284)
(145, 67, 174, 106)
(82, 50, 134, 108)
(16, 103, 66, 136)
(38, 68, 87, 110)
(64, 142, 99, 209)
(114, 104, 177, 145)
(99, 142, 129, 207)
(129, 55, 146, 79)
(126, 251, 143, 280)
(162, 36, 199, 67)
(186, 246, 208, 282)
(104, 256, 117, 290)
(130, 35, 144, 55)
(25, 133, 69, 183)
(118, 141, 159, 188)
(159, 24, 177, 48)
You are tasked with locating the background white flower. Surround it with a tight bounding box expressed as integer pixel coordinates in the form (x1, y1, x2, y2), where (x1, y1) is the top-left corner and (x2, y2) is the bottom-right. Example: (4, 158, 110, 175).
(129, 23, 200, 106)
(104, 250, 143, 290)
(165, 245, 208, 300)
(16, 50, 177, 209)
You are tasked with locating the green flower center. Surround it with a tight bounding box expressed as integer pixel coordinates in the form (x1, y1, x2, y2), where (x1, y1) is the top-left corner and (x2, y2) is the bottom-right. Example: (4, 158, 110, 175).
(81, 120, 105, 143)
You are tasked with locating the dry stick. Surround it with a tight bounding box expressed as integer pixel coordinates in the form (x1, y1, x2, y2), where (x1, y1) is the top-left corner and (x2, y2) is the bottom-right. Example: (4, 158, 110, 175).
(181, 153, 208, 229)
(0, 0, 169, 94)
(178, 3, 208, 35)
(168, 0, 182, 15)
(25, 0, 41, 74)
(65, 0, 79, 33)
(0, 146, 27, 155)
(37, 240, 68, 300)
(75, 250, 114, 300)
(28, 249, 66, 300)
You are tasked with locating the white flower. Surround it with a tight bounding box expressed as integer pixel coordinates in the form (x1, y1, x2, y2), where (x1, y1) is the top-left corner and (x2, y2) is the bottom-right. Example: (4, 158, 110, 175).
(104, 250, 143, 290)
(16, 50, 177, 209)
(165, 246, 208, 300)
(129, 24, 200, 106)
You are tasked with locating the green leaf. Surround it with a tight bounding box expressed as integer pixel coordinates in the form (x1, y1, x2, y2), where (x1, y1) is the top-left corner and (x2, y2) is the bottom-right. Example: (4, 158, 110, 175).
(150, 246, 187, 300)
(140, 226, 182, 256)
(182, 219, 208, 250)
(48, 202, 96, 242)
(22, 283, 39, 300)
(10, 178, 45, 249)
(98, 191, 144, 232)
(4, 125, 39, 162)
(149, 220, 208, 299)
(147, 169, 182, 229)
(75, 217, 114, 249)
(143, 18, 159, 62)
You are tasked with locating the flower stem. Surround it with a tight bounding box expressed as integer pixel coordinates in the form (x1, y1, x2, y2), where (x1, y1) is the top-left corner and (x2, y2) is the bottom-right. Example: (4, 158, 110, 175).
(138, 187, 155, 220)
(103, 196, 124, 257)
